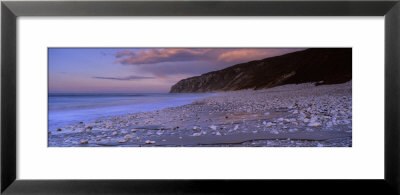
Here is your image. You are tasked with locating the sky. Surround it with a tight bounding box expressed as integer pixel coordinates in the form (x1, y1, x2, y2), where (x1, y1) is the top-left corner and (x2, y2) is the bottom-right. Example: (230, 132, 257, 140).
(48, 48, 306, 93)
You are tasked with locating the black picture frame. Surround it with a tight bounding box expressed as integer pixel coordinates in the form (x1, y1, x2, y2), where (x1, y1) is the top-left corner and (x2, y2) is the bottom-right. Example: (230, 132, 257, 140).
(1, 0, 399, 194)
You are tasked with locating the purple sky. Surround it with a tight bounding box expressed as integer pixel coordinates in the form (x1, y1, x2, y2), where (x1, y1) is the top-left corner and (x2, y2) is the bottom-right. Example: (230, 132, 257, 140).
(49, 48, 306, 93)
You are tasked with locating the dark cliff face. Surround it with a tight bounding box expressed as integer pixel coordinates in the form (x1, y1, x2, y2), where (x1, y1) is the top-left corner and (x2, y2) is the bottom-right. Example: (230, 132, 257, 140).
(170, 48, 352, 93)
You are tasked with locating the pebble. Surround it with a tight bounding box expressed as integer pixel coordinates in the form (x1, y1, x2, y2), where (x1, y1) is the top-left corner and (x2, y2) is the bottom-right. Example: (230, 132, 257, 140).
(233, 125, 239, 130)
(265, 122, 274, 127)
(271, 130, 279, 134)
(112, 131, 118, 136)
(306, 128, 314, 132)
(192, 132, 202, 136)
(210, 125, 217, 130)
(145, 140, 156, 144)
(80, 139, 88, 144)
(124, 134, 132, 140)
(288, 128, 298, 133)
(308, 122, 321, 127)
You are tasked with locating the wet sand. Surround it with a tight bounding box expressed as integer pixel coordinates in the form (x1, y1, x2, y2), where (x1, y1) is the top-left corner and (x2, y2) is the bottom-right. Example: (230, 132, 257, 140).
(49, 81, 352, 147)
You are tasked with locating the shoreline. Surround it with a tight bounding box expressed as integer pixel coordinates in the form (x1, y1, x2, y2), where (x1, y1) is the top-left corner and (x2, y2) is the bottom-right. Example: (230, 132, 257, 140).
(49, 81, 352, 147)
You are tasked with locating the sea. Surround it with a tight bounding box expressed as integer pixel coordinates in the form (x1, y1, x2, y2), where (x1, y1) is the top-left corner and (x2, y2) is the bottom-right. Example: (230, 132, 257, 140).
(48, 93, 213, 131)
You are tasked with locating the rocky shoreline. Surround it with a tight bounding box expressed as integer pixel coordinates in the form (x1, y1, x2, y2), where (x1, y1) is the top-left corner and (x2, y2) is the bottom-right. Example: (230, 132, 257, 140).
(48, 81, 352, 147)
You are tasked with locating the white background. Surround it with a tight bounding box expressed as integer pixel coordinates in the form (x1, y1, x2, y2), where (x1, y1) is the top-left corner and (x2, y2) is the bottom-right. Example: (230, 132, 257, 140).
(17, 17, 384, 179)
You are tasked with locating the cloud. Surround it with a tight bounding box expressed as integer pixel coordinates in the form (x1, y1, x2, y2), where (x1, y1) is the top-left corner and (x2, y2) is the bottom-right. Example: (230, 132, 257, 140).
(93, 75, 154, 81)
(112, 48, 306, 78)
(114, 48, 305, 66)
(217, 49, 303, 63)
(115, 48, 213, 65)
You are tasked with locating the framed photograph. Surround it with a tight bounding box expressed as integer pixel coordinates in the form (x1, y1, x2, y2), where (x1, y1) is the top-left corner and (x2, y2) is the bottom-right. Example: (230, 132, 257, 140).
(2, 0, 399, 194)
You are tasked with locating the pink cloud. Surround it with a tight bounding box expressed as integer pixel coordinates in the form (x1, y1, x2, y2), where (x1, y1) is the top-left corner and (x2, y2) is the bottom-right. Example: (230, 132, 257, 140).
(114, 48, 305, 66)
(115, 48, 212, 65)
(217, 49, 303, 63)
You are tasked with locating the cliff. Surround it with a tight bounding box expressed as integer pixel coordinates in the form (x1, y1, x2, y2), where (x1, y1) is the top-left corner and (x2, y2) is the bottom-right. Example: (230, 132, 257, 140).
(169, 48, 352, 93)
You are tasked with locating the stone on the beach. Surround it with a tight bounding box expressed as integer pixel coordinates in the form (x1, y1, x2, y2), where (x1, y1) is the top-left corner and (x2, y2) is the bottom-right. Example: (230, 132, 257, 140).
(57, 128, 62, 131)
(216, 132, 222, 136)
(156, 130, 163, 135)
(306, 128, 314, 132)
(121, 130, 128, 134)
(265, 122, 274, 127)
(145, 140, 156, 144)
(80, 139, 88, 144)
(112, 131, 118, 136)
(193, 126, 198, 130)
(303, 118, 310, 123)
(271, 130, 279, 134)
(343, 119, 351, 124)
(262, 121, 267, 125)
(264, 112, 270, 115)
(124, 134, 132, 140)
(308, 122, 321, 127)
(118, 139, 127, 143)
(288, 128, 298, 133)
(131, 129, 136, 132)
(96, 138, 101, 141)
(210, 125, 217, 130)
(233, 125, 239, 130)
(192, 132, 202, 136)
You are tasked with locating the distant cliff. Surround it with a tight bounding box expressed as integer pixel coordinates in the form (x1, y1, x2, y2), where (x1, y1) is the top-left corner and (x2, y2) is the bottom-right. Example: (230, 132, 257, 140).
(170, 48, 352, 93)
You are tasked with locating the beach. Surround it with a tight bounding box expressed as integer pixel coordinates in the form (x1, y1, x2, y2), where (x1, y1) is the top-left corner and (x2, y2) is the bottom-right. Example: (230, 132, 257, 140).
(48, 81, 352, 147)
